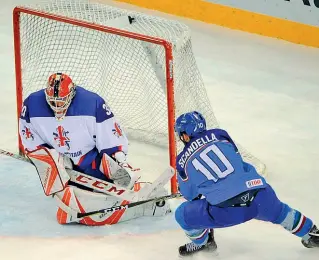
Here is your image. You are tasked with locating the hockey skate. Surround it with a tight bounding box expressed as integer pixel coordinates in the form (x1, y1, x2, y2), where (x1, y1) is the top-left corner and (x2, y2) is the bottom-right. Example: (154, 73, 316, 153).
(302, 225, 319, 248)
(179, 229, 217, 256)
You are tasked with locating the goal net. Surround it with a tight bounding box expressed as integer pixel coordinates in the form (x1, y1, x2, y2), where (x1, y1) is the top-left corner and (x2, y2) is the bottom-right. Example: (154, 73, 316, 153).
(13, 0, 266, 193)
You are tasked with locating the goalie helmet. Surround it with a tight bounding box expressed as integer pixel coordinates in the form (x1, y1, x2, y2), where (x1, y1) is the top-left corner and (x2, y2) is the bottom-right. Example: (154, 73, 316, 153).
(174, 111, 206, 143)
(45, 73, 76, 120)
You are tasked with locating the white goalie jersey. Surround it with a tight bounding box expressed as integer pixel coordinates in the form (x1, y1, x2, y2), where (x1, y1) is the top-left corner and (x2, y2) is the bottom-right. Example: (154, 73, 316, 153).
(19, 86, 128, 170)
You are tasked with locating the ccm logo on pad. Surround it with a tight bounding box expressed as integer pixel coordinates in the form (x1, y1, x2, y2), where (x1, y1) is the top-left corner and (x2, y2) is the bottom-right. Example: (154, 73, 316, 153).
(246, 179, 263, 188)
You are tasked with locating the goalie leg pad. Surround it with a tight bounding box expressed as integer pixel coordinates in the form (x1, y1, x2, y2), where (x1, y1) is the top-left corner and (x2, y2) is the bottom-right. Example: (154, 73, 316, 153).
(138, 182, 172, 217)
(54, 184, 170, 226)
(142, 199, 172, 217)
(55, 185, 128, 225)
(56, 186, 76, 224)
(27, 147, 70, 196)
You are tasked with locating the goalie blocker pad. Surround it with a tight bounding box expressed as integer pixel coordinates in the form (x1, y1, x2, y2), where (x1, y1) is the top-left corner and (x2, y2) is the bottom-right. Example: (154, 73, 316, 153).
(26, 147, 70, 196)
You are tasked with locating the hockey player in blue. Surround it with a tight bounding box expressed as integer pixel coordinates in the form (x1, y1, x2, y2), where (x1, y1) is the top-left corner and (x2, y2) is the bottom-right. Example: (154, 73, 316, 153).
(174, 111, 319, 256)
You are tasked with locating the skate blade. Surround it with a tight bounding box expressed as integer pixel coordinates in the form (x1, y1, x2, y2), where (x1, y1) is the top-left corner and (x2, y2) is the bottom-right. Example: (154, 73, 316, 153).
(178, 245, 218, 258)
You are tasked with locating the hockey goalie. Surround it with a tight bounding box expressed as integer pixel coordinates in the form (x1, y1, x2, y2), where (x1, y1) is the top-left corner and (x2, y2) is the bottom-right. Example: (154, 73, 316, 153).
(18, 72, 171, 225)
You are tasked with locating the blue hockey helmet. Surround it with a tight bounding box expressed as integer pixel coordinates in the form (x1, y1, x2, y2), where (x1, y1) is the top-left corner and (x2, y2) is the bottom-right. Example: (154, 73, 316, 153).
(174, 111, 206, 143)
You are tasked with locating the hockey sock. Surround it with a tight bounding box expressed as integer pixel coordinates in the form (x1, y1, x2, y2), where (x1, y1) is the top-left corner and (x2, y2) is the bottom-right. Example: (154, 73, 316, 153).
(185, 228, 209, 246)
(276, 204, 313, 237)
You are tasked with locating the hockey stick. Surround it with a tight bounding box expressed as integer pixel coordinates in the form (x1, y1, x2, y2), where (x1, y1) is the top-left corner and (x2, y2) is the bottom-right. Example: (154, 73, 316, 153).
(0, 148, 175, 202)
(77, 192, 182, 219)
(0, 149, 30, 163)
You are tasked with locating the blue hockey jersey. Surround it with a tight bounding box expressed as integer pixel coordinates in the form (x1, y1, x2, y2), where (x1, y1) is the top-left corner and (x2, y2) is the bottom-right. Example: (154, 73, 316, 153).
(176, 129, 267, 205)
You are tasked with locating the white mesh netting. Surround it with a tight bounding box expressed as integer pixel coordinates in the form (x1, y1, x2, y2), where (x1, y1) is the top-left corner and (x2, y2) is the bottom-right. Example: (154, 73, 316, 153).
(16, 0, 266, 175)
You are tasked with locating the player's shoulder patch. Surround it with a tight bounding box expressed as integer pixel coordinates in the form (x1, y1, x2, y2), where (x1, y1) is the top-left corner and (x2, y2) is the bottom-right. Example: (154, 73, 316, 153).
(112, 122, 123, 137)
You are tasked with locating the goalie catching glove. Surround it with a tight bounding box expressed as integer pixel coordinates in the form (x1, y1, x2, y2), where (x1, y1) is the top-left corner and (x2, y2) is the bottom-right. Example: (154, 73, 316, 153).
(105, 151, 141, 189)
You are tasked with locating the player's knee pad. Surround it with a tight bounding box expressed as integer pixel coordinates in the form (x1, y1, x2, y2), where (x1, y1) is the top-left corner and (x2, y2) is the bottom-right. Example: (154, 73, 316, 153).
(275, 203, 313, 237)
(175, 199, 218, 230)
(175, 203, 209, 245)
(175, 202, 190, 230)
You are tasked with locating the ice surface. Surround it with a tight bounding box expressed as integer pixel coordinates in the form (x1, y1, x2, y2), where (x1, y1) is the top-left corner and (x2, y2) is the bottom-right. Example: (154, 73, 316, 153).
(1, 0, 319, 259)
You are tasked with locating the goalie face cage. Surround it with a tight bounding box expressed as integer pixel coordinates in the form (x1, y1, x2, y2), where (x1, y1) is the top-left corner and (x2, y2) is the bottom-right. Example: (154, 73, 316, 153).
(13, 1, 266, 194)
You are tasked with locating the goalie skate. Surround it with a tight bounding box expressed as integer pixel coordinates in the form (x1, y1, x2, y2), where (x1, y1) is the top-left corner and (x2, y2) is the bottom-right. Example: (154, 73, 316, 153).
(179, 229, 217, 256)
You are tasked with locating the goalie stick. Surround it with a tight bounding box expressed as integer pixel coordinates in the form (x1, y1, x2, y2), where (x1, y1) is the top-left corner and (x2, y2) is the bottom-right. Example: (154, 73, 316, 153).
(0, 149, 30, 163)
(68, 166, 174, 202)
(0, 148, 175, 202)
(76, 192, 182, 219)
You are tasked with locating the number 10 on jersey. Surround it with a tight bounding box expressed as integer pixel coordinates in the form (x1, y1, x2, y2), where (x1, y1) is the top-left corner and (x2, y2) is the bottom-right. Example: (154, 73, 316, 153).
(191, 145, 234, 182)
